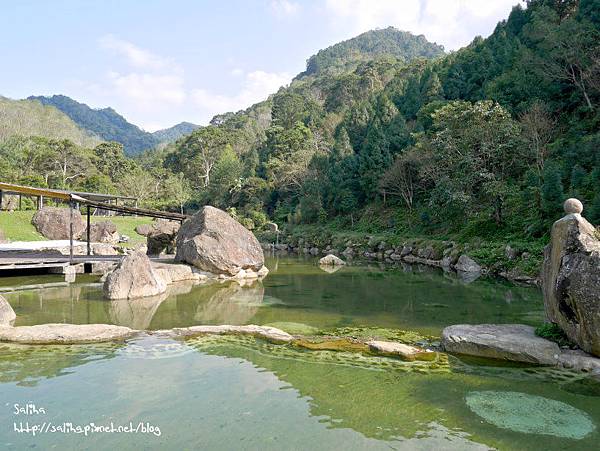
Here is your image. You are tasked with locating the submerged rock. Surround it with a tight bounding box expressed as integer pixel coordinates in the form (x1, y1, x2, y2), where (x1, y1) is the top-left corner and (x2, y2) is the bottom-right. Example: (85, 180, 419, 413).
(319, 254, 346, 266)
(175, 206, 264, 276)
(367, 340, 436, 361)
(542, 199, 600, 357)
(103, 251, 167, 299)
(263, 322, 319, 335)
(0, 295, 16, 326)
(32, 207, 86, 240)
(161, 324, 294, 344)
(465, 391, 595, 439)
(441, 324, 560, 365)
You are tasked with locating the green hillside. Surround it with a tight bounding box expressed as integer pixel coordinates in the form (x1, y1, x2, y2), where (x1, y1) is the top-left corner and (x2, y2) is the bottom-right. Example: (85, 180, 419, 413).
(0, 96, 101, 147)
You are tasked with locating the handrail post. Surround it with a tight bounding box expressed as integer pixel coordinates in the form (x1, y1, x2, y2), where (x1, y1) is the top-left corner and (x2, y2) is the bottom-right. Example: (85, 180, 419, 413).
(69, 199, 75, 265)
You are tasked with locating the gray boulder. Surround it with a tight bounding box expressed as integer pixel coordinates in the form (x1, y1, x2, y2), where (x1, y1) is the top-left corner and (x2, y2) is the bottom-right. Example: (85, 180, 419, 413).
(89, 221, 119, 244)
(32, 207, 86, 240)
(542, 200, 600, 357)
(319, 254, 346, 266)
(442, 324, 560, 365)
(135, 223, 153, 237)
(103, 251, 167, 300)
(454, 255, 482, 273)
(175, 206, 264, 276)
(147, 219, 180, 255)
(0, 295, 16, 326)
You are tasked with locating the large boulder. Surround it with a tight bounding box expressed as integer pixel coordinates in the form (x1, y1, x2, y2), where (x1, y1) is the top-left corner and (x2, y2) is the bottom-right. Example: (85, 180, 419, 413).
(147, 219, 180, 255)
(454, 255, 482, 273)
(103, 251, 167, 300)
(175, 206, 264, 276)
(89, 221, 119, 244)
(542, 199, 600, 357)
(32, 207, 86, 240)
(442, 324, 560, 365)
(0, 295, 16, 326)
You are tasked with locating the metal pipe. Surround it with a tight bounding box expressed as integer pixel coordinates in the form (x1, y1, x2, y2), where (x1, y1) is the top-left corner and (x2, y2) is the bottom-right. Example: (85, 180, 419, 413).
(86, 205, 91, 256)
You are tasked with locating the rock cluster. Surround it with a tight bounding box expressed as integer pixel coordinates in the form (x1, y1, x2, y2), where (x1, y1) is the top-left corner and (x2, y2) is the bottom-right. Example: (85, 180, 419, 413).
(176, 206, 264, 276)
(542, 199, 600, 357)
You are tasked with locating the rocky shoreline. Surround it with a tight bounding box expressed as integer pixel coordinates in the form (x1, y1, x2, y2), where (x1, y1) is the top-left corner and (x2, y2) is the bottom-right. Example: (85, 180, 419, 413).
(261, 238, 538, 285)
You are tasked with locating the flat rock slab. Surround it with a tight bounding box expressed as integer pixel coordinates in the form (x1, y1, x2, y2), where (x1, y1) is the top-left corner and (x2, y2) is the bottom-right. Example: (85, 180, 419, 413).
(158, 324, 294, 344)
(0, 323, 136, 344)
(367, 340, 436, 361)
(441, 324, 561, 365)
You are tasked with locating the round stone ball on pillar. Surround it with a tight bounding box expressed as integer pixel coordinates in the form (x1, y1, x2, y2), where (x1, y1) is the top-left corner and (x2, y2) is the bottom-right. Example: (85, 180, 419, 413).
(564, 198, 583, 215)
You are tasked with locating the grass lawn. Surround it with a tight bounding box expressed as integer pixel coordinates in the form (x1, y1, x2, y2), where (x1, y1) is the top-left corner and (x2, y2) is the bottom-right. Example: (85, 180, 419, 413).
(0, 209, 153, 246)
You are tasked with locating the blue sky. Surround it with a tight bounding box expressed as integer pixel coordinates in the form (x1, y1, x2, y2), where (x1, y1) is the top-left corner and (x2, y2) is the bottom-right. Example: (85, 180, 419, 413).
(0, 0, 522, 131)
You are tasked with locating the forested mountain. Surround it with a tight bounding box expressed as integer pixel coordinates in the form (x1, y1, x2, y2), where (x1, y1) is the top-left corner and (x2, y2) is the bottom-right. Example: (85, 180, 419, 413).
(152, 122, 199, 144)
(28, 95, 197, 155)
(297, 27, 445, 78)
(157, 0, 600, 237)
(3, 0, 598, 237)
(0, 96, 102, 147)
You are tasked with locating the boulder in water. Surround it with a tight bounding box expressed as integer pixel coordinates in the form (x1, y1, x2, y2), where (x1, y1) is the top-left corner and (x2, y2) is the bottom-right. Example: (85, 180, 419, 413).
(175, 206, 264, 276)
(319, 254, 346, 266)
(542, 199, 600, 357)
(441, 324, 560, 365)
(454, 255, 482, 273)
(103, 251, 167, 300)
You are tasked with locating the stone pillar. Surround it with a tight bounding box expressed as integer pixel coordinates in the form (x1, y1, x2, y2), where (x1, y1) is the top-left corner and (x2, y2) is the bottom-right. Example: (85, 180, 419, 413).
(542, 198, 600, 357)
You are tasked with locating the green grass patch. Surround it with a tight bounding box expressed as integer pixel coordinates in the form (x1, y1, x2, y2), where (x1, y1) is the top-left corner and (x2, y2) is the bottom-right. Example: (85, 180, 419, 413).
(0, 209, 153, 246)
(535, 323, 573, 348)
(0, 211, 45, 241)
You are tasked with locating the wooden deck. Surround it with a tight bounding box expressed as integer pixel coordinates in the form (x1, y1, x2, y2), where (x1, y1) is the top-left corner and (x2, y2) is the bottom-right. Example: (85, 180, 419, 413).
(0, 252, 173, 273)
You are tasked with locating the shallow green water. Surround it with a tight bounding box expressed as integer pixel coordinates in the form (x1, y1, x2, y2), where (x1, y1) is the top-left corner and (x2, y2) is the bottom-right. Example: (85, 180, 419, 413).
(1, 256, 598, 450)
(5, 256, 544, 335)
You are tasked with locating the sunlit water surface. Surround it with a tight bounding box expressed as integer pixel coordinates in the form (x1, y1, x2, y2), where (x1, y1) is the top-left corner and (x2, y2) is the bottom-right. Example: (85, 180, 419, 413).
(1, 256, 598, 450)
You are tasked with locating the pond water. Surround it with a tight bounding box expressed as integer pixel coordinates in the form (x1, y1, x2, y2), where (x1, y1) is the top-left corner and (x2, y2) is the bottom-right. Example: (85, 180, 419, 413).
(1, 256, 598, 450)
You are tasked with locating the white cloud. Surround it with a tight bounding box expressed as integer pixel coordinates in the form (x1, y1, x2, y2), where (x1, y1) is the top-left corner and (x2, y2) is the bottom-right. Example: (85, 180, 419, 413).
(270, 0, 300, 16)
(107, 71, 185, 107)
(192, 70, 291, 116)
(99, 34, 178, 70)
(324, 0, 521, 50)
(231, 68, 244, 77)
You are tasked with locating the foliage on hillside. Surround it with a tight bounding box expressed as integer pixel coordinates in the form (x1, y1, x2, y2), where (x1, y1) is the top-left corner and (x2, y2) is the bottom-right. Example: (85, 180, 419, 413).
(152, 122, 200, 144)
(297, 27, 445, 78)
(0, 96, 101, 148)
(156, 0, 600, 236)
